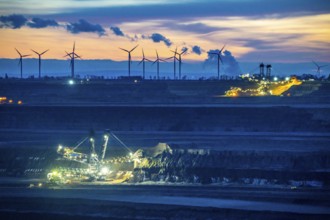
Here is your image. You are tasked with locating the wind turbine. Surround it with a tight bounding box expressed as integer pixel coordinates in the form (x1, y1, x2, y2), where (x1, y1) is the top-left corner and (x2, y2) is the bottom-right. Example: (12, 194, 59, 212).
(31, 49, 49, 79)
(15, 48, 30, 79)
(166, 47, 179, 79)
(173, 48, 188, 80)
(64, 42, 81, 78)
(152, 50, 166, 80)
(312, 61, 328, 75)
(138, 49, 152, 79)
(209, 45, 225, 80)
(119, 45, 138, 77)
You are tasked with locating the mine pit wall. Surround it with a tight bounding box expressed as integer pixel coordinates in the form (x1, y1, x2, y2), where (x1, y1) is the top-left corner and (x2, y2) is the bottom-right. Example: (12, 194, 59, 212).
(0, 80, 266, 104)
(0, 148, 56, 177)
(1, 148, 329, 187)
(1, 81, 330, 186)
(132, 150, 330, 187)
(1, 106, 330, 132)
(0, 80, 329, 104)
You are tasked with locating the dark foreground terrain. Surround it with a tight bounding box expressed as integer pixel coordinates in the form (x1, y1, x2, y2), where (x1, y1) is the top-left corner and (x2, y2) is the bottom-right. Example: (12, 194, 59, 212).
(0, 79, 330, 219)
(0, 183, 329, 219)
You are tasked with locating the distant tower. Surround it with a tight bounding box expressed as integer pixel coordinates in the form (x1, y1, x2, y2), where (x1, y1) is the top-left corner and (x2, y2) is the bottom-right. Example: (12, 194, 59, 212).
(266, 64, 272, 80)
(259, 63, 265, 77)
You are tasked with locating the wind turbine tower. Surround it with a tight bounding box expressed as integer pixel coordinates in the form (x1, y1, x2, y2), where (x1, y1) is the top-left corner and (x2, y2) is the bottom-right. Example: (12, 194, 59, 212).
(119, 45, 139, 77)
(65, 42, 81, 78)
(31, 49, 49, 78)
(15, 48, 30, 79)
(152, 50, 166, 80)
(173, 48, 188, 80)
(138, 49, 152, 79)
(209, 45, 225, 80)
(167, 47, 179, 79)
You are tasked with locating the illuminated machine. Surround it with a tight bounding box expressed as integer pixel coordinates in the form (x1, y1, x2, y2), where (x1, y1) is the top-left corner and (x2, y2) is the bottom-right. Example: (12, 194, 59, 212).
(47, 130, 139, 184)
(225, 76, 302, 97)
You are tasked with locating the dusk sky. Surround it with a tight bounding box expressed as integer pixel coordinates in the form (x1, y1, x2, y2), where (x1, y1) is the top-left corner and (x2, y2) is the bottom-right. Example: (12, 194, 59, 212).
(0, 0, 329, 63)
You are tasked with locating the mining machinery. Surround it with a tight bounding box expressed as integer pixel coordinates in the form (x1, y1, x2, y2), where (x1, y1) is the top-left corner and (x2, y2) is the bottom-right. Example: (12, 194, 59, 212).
(48, 130, 136, 184)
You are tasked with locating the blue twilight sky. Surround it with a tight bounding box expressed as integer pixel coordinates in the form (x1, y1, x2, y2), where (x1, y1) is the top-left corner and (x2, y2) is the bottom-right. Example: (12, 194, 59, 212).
(0, 0, 329, 64)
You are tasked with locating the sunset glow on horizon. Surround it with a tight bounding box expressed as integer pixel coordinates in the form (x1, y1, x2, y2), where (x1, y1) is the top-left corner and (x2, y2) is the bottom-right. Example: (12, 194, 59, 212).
(0, 0, 329, 63)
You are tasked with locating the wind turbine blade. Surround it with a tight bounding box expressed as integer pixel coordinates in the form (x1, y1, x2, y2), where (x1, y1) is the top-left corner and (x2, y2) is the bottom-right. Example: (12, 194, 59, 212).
(219, 56, 224, 64)
(156, 50, 159, 59)
(312, 61, 319, 67)
(41, 49, 49, 55)
(73, 42, 75, 53)
(15, 48, 22, 56)
(130, 44, 139, 53)
(220, 44, 226, 52)
(165, 56, 173, 60)
(31, 49, 39, 55)
(320, 65, 328, 68)
(22, 54, 30, 57)
(152, 60, 158, 65)
(138, 59, 143, 65)
(73, 52, 82, 59)
(171, 47, 178, 55)
(142, 48, 145, 58)
(64, 51, 71, 58)
(119, 48, 129, 53)
(160, 59, 167, 62)
(145, 58, 153, 62)
(180, 48, 188, 55)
